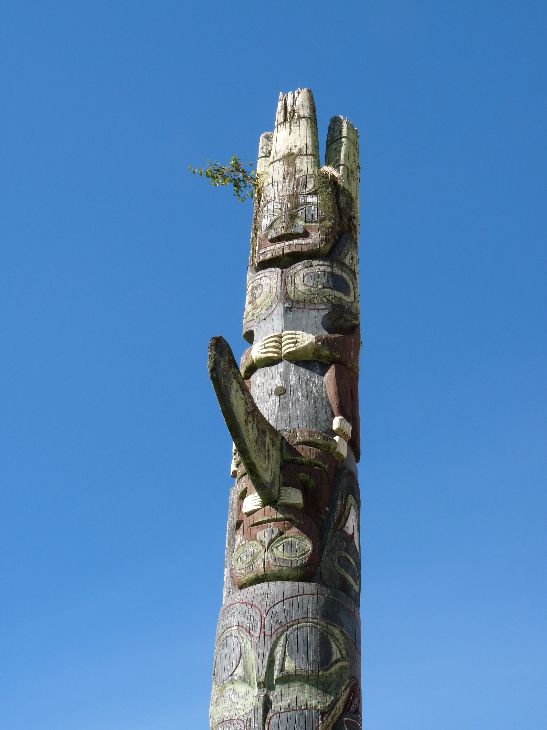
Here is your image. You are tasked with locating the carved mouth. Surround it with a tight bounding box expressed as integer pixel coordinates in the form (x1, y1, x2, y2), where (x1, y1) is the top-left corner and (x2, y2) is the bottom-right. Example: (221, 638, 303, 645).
(267, 224, 308, 243)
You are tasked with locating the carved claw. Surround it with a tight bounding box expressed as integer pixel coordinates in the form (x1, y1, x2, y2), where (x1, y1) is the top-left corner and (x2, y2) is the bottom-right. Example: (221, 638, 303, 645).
(208, 336, 283, 504)
(230, 442, 240, 478)
(333, 415, 352, 442)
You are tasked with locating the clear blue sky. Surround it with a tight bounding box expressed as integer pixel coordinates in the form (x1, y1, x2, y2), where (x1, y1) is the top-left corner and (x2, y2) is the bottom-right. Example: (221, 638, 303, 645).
(0, 2, 545, 729)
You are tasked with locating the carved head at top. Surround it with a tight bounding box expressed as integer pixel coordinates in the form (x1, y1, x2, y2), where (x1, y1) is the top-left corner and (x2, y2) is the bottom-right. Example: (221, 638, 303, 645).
(251, 89, 360, 270)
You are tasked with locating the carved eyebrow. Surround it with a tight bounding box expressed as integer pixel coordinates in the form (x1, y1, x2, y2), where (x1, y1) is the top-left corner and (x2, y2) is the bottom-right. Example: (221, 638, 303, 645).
(217, 601, 262, 638)
(264, 595, 360, 649)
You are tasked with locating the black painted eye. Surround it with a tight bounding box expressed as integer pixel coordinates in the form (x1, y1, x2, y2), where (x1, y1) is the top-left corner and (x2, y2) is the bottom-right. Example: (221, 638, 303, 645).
(285, 625, 335, 672)
(214, 635, 243, 685)
(302, 270, 350, 295)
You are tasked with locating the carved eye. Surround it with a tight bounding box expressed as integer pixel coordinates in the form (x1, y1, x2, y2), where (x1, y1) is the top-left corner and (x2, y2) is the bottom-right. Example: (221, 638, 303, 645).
(214, 634, 244, 685)
(269, 535, 311, 561)
(302, 270, 350, 295)
(303, 204, 319, 222)
(261, 202, 282, 231)
(296, 174, 317, 193)
(232, 541, 263, 571)
(279, 624, 342, 676)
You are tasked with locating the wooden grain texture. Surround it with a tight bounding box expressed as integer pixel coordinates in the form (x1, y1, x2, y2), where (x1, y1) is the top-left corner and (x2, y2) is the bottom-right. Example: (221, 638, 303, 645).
(210, 582, 361, 730)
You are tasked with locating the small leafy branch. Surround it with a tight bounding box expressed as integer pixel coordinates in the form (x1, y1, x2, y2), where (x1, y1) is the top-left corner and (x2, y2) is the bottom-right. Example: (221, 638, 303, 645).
(188, 156, 258, 202)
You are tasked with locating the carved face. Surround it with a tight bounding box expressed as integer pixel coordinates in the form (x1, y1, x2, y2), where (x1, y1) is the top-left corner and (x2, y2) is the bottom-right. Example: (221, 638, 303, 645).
(209, 582, 361, 730)
(231, 448, 362, 611)
(252, 171, 340, 269)
(232, 440, 338, 588)
(243, 234, 360, 345)
(250, 88, 359, 272)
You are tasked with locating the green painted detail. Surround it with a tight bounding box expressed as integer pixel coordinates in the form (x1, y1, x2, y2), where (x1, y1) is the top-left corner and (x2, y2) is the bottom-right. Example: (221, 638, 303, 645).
(285, 260, 359, 313)
(210, 620, 350, 729)
(333, 550, 360, 593)
(242, 269, 279, 326)
(269, 535, 311, 561)
(232, 541, 263, 572)
(336, 494, 359, 530)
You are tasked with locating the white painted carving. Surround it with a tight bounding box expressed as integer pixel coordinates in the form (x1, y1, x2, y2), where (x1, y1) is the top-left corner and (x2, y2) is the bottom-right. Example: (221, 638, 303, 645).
(281, 330, 317, 361)
(251, 332, 282, 368)
(342, 504, 360, 553)
(333, 435, 348, 461)
(242, 492, 263, 516)
(332, 416, 352, 442)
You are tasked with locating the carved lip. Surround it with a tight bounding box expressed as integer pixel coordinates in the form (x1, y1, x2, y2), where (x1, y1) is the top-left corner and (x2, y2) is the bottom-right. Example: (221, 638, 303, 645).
(258, 228, 320, 249)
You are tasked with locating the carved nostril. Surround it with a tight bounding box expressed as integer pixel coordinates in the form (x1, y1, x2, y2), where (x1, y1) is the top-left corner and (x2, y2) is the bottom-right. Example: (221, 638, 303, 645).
(250, 689, 271, 730)
(253, 689, 272, 730)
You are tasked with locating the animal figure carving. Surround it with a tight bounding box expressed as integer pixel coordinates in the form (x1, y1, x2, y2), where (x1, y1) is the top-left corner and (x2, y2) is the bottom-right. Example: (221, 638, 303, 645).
(208, 89, 362, 730)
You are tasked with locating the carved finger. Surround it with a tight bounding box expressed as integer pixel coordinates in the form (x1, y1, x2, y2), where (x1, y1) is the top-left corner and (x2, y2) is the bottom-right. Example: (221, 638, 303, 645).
(242, 492, 263, 516)
(282, 330, 303, 341)
(262, 333, 282, 346)
(332, 416, 352, 442)
(256, 347, 282, 360)
(281, 339, 301, 350)
(282, 332, 316, 361)
(252, 334, 282, 364)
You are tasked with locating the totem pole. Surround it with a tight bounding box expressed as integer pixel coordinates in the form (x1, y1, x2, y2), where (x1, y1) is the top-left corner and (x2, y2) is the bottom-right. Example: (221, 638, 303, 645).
(208, 88, 361, 730)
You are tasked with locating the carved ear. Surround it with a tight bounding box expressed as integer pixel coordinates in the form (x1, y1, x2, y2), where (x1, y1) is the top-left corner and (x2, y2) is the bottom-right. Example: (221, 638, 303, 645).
(256, 131, 273, 179)
(325, 116, 360, 215)
(208, 336, 282, 504)
(269, 88, 320, 183)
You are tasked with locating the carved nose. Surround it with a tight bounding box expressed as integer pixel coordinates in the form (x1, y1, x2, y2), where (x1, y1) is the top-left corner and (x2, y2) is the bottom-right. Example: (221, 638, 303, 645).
(256, 527, 280, 549)
(250, 689, 271, 730)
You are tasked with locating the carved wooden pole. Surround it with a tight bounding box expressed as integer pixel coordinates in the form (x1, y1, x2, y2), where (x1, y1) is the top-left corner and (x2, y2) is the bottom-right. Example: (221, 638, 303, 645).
(208, 88, 361, 730)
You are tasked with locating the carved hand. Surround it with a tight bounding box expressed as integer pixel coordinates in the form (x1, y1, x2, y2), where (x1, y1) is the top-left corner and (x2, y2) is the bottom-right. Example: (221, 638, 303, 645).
(242, 492, 263, 516)
(243, 330, 340, 377)
(281, 330, 318, 361)
(251, 332, 282, 368)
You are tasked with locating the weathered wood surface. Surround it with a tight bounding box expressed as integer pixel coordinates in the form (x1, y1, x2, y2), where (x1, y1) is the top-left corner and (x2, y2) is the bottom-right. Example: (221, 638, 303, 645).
(210, 582, 361, 730)
(208, 89, 361, 730)
(208, 335, 283, 504)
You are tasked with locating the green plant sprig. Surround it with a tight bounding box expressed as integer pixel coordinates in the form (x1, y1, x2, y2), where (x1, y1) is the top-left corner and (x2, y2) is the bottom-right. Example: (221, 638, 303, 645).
(189, 156, 259, 202)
